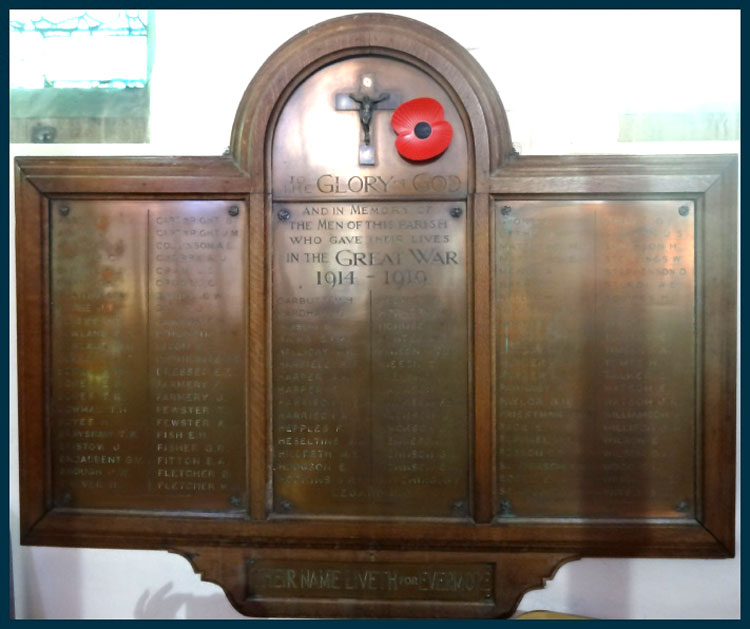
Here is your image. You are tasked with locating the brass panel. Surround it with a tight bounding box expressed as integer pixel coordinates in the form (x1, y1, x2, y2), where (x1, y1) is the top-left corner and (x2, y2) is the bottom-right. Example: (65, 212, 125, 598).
(247, 559, 494, 602)
(495, 200, 695, 519)
(50, 200, 246, 511)
(272, 201, 469, 518)
(272, 57, 467, 200)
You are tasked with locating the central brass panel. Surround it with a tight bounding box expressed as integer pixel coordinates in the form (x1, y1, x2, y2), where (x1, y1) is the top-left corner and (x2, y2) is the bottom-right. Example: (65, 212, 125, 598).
(271, 201, 469, 518)
(494, 199, 696, 519)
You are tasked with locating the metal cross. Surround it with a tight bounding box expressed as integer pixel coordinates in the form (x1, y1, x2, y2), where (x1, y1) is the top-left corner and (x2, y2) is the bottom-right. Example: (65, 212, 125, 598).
(335, 73, 402, 165)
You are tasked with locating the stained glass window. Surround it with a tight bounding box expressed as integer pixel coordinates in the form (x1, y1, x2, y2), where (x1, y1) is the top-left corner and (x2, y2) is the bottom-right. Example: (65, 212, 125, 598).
(10, 10, 150, 89)
(10, 10, 152, 143)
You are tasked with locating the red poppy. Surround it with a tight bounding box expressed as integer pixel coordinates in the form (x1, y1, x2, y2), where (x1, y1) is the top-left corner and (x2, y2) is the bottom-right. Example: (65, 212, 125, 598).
(391, 97, 453, 161)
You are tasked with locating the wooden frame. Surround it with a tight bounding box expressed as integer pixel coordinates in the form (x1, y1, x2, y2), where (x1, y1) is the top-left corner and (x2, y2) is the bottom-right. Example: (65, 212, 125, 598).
(14, 14, 736, 618)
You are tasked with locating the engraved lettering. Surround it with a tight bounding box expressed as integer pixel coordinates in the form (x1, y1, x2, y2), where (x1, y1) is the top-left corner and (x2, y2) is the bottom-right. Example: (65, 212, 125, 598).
(247, 561, 493, 602)
(272, 201, 468, 516)
(496, 201, 695, 517)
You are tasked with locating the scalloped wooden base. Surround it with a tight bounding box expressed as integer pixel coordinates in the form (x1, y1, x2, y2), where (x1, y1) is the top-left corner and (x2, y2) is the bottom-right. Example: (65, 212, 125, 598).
(172, 547, 578, 618)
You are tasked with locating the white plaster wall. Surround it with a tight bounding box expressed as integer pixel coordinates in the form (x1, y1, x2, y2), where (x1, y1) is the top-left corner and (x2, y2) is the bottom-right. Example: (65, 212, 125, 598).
(10, 9, 739, 619)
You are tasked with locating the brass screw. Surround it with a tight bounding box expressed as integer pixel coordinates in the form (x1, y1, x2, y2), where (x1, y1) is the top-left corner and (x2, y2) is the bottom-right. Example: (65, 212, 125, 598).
(499, 499, 513, 516)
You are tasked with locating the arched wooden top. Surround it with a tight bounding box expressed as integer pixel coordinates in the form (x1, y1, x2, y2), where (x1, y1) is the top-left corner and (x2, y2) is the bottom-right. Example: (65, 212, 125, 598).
(230, 13, 514, 193)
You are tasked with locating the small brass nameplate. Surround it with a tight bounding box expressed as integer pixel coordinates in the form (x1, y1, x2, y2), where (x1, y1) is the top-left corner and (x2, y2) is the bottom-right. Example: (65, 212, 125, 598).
(247, 560, 494, 602)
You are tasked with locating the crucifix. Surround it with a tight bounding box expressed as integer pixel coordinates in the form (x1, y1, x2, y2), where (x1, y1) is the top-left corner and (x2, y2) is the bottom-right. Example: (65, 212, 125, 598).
(335, 73, 402, 165)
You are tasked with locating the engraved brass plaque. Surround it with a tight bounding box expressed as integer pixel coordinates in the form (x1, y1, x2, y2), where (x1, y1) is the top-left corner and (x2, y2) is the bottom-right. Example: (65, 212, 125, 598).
(495, 200, 695, 519)
(247, 559, 494, 602)
(50, 200, 246, 511)
(272, 57, 468, 200)
(271, 201, 469, 518)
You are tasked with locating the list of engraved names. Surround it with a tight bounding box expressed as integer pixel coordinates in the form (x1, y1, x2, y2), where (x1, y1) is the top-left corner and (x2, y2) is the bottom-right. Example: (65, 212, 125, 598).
(495, 200, 695, 519)
(50, 201, 246, 511)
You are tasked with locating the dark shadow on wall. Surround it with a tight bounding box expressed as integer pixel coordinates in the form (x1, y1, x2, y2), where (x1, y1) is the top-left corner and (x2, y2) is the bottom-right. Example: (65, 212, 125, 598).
(134, 581, 244, 619)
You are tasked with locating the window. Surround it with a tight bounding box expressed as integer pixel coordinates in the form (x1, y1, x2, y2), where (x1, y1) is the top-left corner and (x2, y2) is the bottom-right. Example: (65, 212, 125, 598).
(10, 10, 153, 143)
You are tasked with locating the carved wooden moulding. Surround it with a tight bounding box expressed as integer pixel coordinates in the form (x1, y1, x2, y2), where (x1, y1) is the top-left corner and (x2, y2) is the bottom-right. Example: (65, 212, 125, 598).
(14, 14, 736, 618)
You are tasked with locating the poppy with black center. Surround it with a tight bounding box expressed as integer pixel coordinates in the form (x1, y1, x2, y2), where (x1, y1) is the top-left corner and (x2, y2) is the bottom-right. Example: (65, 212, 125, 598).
(391, 98, 452, 161)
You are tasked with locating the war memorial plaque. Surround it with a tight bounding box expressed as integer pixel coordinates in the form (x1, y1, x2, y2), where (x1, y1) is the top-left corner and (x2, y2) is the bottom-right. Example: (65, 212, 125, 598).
(14, 14, 736, 618)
